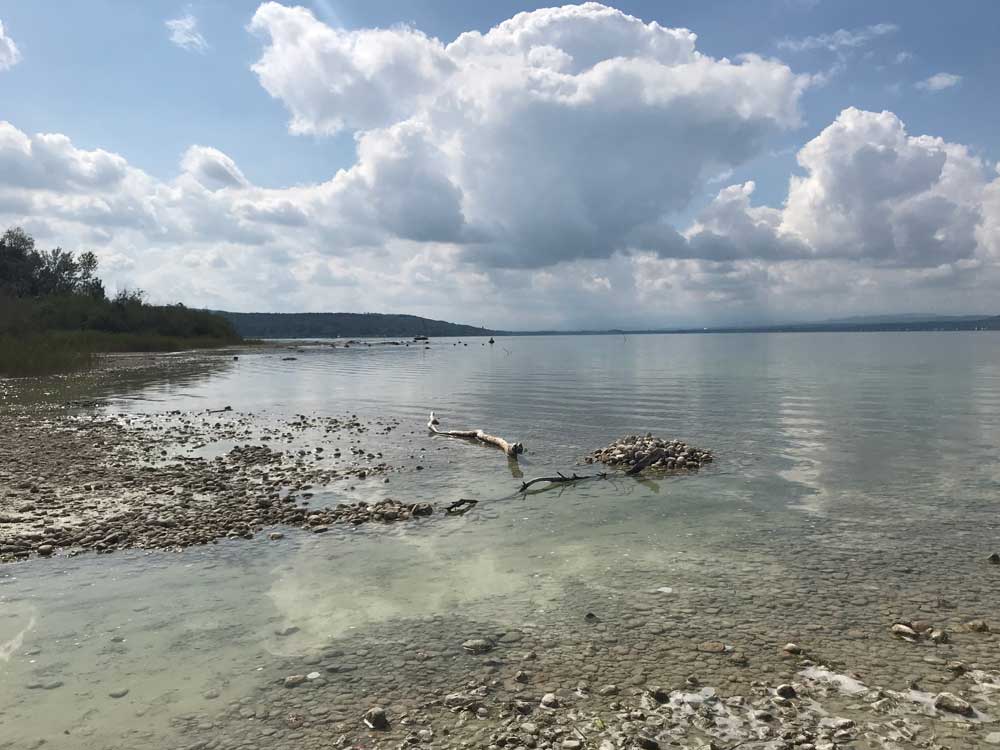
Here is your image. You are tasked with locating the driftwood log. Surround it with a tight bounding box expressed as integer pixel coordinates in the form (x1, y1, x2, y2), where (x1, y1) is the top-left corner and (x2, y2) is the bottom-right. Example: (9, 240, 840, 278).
(428, 412, 524, 459)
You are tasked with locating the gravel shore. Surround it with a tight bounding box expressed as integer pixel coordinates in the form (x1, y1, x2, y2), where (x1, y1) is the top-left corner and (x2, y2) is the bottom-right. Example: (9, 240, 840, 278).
(0, 407, 433, 562)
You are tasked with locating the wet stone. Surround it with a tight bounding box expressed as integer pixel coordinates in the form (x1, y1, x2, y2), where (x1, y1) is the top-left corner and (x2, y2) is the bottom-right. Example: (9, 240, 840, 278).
(363, 706, 389, 730)
(462, 638, 494, 654)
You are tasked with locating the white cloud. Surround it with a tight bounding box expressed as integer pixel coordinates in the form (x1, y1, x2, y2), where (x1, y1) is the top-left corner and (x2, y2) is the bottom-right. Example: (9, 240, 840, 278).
(166, 12, 209, 53)
(1, 4, 999, 327)
(249, 3, 452, 135)
(0, 122, 131, 191)
(683, 109, 989, 271)
(916, 72, 962, 92)
(251, 2, 810, 269)
(894, 51, 912, 64)
(181, 146, 249, 190)
(777, 23, 897, 53)
(0, 20, 21, 71)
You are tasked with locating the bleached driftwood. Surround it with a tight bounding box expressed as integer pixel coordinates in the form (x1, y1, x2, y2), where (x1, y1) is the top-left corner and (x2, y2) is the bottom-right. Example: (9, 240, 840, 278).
(428, 412, 524, 459)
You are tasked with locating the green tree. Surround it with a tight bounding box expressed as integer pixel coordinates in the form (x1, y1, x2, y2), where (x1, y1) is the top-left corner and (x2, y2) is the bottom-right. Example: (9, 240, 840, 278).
(0, 227, 41, 296)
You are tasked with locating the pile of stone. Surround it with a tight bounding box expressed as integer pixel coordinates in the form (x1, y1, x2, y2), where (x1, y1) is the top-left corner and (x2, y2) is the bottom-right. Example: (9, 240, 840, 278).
(586, 433, 713, 473)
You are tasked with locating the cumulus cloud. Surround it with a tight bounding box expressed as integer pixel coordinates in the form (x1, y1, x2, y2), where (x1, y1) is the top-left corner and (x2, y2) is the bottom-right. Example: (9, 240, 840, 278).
(916, 72, 962, 91)
(166, 12, 209, 53)
(181, 146, 249, 190)
(777, 23, 897, 53)
(248, 3, 452, 134)
(0, 20, 21, 71)
(251, 1, 809, 268)
(2, 4, 1000, 326)
(0, 122, 131, 191)
(691, 108, 988, 270)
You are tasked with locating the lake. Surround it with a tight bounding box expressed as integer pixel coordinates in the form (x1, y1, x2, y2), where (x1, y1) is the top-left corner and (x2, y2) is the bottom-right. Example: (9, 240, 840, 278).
(2, 333, 1000, 749)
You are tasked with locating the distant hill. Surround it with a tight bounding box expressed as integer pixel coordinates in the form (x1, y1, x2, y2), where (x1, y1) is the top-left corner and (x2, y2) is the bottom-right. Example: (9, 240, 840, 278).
(217, 311, 495, 339)
(506, 316, 1000, 335)
(814, 313, 995, 326)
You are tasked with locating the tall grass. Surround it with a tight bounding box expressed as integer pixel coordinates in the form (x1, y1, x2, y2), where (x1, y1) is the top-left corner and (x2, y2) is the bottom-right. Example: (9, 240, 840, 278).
(0, 331, 239, 378)
(0, 334, 94, 377)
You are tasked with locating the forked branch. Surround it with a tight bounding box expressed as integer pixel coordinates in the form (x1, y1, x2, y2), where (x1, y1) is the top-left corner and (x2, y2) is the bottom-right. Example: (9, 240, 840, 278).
(519, 471, 607, 493)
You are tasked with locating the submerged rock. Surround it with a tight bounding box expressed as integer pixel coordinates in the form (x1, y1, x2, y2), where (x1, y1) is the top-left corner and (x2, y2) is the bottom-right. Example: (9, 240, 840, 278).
(891, 623, 920, 641)
(462, 638, 494, 654)
(363, 706, 389, 730)
(934, 692, 974, 717)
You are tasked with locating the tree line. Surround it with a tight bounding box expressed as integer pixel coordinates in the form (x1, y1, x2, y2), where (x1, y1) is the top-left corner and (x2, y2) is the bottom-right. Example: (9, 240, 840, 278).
(0, 226, 239, 342)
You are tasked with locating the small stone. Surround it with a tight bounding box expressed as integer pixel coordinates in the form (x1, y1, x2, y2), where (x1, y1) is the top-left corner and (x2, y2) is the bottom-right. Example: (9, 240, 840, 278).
(29, 681, 63, 690)
(276, 626, 300, 637)
(37, 545, 54, 556)
(776, 684, 797, 699)
(966, 619, 990, 633)
(462, 638, 494, 654)
(636, 736, 660, 750)
(541, 693, 559, 708)
(647, 686, 669, 702)
(514, 670, 529, 683)
(268, 532, 284, 541)
(363, 706, 390, 730)
(109, 688, 129, 699)
(697, 640, 727, 653)
(929, 628, 949, 644)
(783, 643, 802, 654)
(597, 684, 619, 696)
(284, 674, 307, 688)
(562, 741, 581, 749)
(934, 692, 974, 717)
(891, 623, 919, 641)
(989, 553, 1000, 565)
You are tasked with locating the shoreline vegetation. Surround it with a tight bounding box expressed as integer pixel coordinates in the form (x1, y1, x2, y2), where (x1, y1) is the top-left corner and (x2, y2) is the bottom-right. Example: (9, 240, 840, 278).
(0, 226, 242, 377)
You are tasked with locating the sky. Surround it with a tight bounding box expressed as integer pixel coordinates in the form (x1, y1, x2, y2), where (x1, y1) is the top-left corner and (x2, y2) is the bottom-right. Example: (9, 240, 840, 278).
(1, 0, 999, 329)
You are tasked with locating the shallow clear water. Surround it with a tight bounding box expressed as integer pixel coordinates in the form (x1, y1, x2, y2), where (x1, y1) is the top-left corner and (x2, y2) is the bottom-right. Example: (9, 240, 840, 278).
(3, 333, 1000, 748)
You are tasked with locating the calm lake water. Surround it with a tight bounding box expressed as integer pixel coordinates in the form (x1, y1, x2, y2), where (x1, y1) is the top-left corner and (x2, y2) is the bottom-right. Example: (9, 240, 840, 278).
(3, 333, 1000, 749)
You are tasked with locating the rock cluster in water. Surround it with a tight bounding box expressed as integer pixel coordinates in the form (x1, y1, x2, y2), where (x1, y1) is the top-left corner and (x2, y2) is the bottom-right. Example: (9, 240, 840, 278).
(586, 433, 714, 473)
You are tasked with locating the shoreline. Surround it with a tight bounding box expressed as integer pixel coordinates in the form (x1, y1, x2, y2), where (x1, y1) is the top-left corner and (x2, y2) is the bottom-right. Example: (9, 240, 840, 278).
(0, 405, 444, 563)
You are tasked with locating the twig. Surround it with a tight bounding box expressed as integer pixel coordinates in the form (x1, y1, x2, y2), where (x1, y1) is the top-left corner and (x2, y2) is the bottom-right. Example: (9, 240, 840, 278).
(445, 498, 478, 515)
